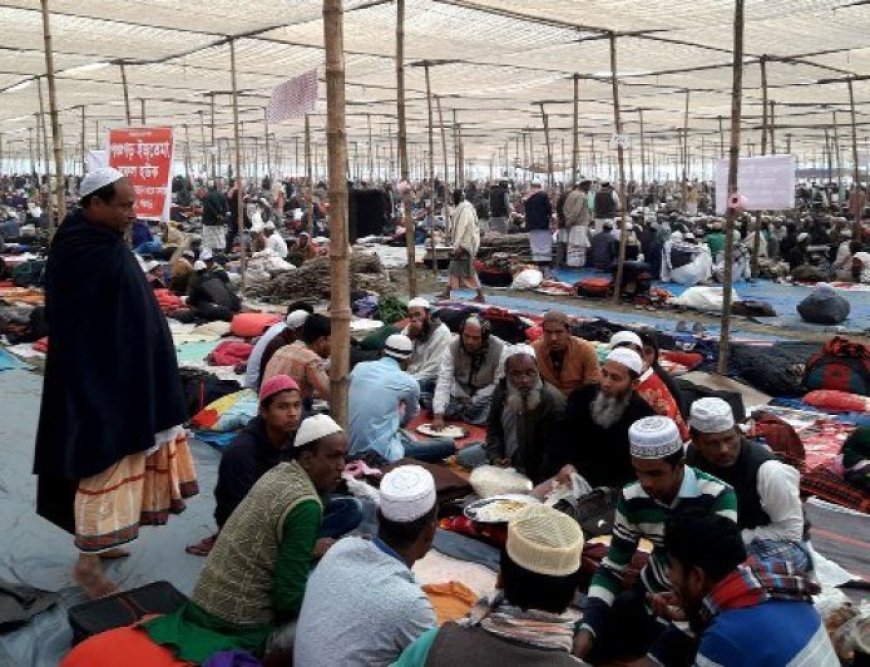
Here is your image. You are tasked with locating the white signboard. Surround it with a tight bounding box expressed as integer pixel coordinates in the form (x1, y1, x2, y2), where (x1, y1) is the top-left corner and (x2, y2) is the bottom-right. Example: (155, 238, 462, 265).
(609, 134, 631, 150)
(715, 154, 796, 213)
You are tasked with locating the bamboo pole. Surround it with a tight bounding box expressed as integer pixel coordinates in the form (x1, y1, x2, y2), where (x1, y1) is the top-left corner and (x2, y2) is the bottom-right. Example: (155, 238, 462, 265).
(833, 111, 843, 200)
(639, 109, 646, 194)
(609, 33, 629, 305)
(210, 94, 217, 179)
(304, 115, 313, 231)
(94, 119, 99, 149)
(572, 73, 580, 183)
(752, 56, 769, 278)
(424, 61, 437, 277)
(34, 115, 41, 177)
(769, 101, 776, 154)
(264, 107, 271, 177)
(323, 0, 351, 428)
(396, 0, 416, 297)
(848, 78, 863, 238)
(436, 95, 450, 232)
(198, 110, 207, 175)
(681, 89, 690, 211)
(29, 126, 36, 175)
(717, 0, 745, 376)
(718, 115, 724, 157)
(79, 106, 86, 175)
(229, 38, 247, 282)
(40, 5, 66, 227)
(367, 113, 374, 182)
(140, 98, 146, 125)
(538, 102, 554, 187)
(183, 123, 192, 180)
(825, 128, 833, 186)
(119, 61, 132, 125)
(36, 75, 58, 232)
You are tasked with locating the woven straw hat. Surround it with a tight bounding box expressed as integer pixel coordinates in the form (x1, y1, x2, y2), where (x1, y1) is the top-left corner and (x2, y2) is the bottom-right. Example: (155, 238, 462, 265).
(506, 505, 583, 577)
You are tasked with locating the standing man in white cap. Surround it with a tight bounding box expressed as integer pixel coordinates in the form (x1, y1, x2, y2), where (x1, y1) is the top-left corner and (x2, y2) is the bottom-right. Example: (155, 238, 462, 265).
(687, 398, 810, 572)
(548, 347, 655, 490)
(394, 504, 585, 666)
(574, 415, 738, 664)
(294, 466, 438, 667)
(33, 167, 197, 599)
(402, 297, 452, 401)
(349, 334, 456, 463)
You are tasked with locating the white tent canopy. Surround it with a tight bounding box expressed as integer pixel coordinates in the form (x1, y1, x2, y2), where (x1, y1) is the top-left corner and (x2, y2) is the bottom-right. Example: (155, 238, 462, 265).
(2, 0, 870, 178)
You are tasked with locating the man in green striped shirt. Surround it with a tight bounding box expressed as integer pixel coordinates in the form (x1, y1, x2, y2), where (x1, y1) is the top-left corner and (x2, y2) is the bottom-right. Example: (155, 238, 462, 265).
(573, 415, 737, 664)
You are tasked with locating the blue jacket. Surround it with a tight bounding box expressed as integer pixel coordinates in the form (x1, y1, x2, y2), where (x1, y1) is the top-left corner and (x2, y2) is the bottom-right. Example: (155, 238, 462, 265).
(348, 357, 420, 462)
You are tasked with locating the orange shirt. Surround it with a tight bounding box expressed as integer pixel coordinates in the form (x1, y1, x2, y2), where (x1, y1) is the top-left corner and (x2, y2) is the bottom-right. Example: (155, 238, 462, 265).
(532, 335, 602, 397)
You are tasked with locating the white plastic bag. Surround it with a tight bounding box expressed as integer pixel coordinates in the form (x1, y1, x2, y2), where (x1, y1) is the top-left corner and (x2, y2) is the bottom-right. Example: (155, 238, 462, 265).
(511, 268, 544, 290)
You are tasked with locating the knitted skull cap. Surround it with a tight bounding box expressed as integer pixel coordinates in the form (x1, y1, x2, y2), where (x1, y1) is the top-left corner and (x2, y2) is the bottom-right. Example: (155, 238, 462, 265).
(629, 416, 683, 459)
(384, 334, 414, 361)
(605, 347, 644, 376)
(259, 374, 300, 404)
(286, 309, 311, 329)
(295, 414, 343, 448)
(379, 465, 437, 522)
(689, 397, 735, 434)
(506, 504, 583, 577)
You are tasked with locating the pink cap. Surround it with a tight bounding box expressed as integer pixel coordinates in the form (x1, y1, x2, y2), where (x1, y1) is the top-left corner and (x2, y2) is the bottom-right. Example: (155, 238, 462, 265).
(259, 374, 300, 403)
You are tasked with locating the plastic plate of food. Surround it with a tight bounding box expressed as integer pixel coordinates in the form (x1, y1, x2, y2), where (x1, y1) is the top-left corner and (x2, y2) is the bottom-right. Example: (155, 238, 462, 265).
(464, 494, 541, 524)
(416, 423, 468, 439)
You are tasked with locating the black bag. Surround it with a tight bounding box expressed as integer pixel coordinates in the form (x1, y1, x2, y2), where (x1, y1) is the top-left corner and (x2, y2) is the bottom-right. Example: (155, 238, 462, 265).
(67, 581, 187, 645)
(797, 291, 851, 325)
(179, 368, 241, 419)
(675, 378, 746, 422)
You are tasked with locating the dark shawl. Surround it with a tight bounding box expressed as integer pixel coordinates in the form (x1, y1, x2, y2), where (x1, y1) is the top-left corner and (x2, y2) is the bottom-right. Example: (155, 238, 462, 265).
(34, 209, 186, 531)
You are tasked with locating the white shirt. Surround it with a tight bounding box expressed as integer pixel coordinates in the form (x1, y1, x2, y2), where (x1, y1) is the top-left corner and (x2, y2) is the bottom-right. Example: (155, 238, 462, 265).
(742, 459, 805, 544)
(401, 322, 454, 383)
(244, 322, 286, 388)
(265, 232, 289, 259)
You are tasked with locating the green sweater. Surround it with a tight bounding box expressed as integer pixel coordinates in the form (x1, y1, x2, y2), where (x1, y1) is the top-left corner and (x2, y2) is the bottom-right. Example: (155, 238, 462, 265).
(144, 463, 321, 663)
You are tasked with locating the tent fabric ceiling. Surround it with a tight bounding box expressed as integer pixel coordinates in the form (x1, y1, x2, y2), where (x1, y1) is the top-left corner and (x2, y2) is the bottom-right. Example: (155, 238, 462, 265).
(1, 0, 869, 172)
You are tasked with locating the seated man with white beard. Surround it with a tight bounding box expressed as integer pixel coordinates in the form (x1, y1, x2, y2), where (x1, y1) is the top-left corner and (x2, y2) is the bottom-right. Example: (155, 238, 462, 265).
(455, 344, 566, 484)
(547, 348, 655, 489)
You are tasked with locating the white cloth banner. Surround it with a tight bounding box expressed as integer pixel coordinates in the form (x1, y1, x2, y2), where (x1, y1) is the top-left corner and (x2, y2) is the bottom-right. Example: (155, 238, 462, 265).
(715, 154, 796, 213)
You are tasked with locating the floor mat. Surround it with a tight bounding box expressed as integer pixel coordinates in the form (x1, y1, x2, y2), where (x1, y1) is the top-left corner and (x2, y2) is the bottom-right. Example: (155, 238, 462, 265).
(0, 347, 31, 371)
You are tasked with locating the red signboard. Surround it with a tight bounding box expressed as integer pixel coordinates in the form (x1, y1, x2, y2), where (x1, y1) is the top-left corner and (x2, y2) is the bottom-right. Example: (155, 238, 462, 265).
(107, 127, 174, 221)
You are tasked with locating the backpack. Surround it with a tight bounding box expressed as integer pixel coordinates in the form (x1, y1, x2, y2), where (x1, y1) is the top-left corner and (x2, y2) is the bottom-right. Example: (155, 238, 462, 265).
(803, 336, 870, 396)
(12, 259, 45, 287)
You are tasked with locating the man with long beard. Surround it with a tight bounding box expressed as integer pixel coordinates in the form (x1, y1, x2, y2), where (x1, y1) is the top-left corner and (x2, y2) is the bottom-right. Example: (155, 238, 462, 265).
(401, 298, 452, 404)
(456, 345, 566, 484)
(547, 347, 654, 489)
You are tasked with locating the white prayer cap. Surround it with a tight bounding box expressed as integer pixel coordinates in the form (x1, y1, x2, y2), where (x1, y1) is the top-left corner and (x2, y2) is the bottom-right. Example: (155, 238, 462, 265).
(670, 231, 684, 242)
(182, 249, 195, 259)
(295, 414, 343, 448)
(200, 248, 214, 261)
(193, 260, 208, 272)
(251, 221, 265, 234)
(629, 416, 683, 459)
(264, 221, 276, 231)
(605, 347, 643, 376)
(683, 232, 696, 241)
(609, 330, 643, 350)
(384, 333, 413, 361)
(80, 167, 125, 198)
(530, 180, 542, 187)
(285, 309, 310, 329)
(689, 397, 735, 434)
(379, 465, 436, 522)
(407, 297, 431, 311)
(798, 232, 810, 242)
(142, 260, 160, 273)
(506, 504, 583, 577)
(506, 343, 536, 360)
